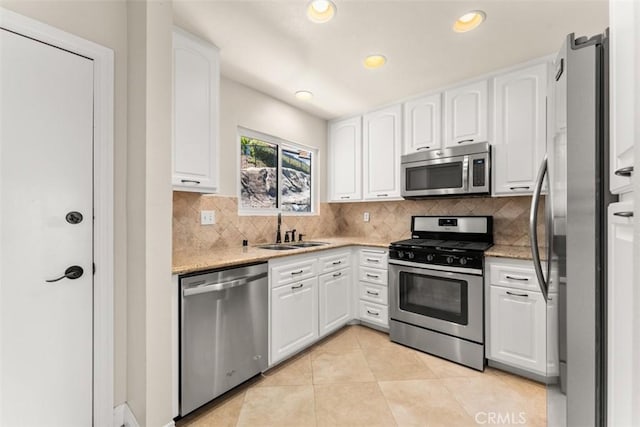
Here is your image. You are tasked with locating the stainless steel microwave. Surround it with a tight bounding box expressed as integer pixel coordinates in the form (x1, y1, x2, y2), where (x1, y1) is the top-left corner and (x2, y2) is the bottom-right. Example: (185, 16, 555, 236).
(400, 142, 490, 198)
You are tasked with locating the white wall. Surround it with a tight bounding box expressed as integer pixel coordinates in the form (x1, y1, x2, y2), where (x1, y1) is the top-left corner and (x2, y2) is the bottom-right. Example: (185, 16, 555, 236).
(0, 0, 129, 408)
(218, 77, 328, 201)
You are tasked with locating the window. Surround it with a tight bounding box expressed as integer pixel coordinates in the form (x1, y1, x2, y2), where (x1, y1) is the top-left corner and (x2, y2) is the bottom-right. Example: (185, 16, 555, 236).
(239, 128, 316, 214)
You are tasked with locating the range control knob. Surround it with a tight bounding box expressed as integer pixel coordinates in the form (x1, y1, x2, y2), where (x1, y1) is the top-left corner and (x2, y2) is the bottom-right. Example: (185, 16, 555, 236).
(398, 251, 405, 259)
(407, 252, 415, 260)
(460, 258, 468, 265)
(426, 254, 434, 262)
(446, 256, 454, 264)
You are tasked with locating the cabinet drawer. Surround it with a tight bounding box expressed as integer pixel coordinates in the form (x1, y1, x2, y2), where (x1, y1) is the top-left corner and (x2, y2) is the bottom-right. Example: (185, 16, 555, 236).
(488, 261, 540, 292)
(359, 266, 388, 286)
(318, 251, 351, 275)
(271, 259, 317, 288)
(359, 282, 388, 305)
(359, 250, 388, 268)
(359, 300, 389, 327)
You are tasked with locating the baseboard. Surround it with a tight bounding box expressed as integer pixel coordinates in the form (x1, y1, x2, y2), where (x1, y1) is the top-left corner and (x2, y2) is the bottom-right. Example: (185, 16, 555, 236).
(113, 403, 140, 427)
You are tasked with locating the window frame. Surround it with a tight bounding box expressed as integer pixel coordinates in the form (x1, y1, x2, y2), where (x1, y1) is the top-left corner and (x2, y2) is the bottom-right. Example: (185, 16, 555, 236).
(237, 127, 318, 216)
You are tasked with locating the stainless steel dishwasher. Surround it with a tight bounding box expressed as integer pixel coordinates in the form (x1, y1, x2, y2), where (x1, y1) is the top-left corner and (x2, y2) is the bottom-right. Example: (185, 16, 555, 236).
(179, 262, 268, 416)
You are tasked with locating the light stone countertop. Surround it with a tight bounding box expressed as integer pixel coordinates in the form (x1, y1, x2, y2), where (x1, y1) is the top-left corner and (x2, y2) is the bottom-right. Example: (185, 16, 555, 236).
(485, 245, 545, 261)
(172, 236, 391, 275)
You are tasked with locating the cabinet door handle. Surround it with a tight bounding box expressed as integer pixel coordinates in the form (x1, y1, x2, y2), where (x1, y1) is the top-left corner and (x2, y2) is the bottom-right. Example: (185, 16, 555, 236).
(332, 261, 342, 265)
(613, 211, 634, 218)
(366, 258, 380, 263)
(505, 275, 529, 281)
(366, 273, 380, 278)
(506, 291, 529, 298)
(291, 284, 303, 290)
(457, 139, 474, 144)
(291, 270, 304, 275)
(366, 310, 380, 316)
(340, 196, 350, 199)
(181, 179, 201, 184)
(376, 194, 388, 197)
(509, 186, 530, 190)
(614, 166, 634, 177)
(366, 290, 379, 296)
(416, 146, 430, 150)
(333, 272, 342, 278)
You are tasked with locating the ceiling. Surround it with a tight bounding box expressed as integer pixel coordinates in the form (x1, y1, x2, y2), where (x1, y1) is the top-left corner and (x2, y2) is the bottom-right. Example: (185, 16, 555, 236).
(173, 0, 608, 120)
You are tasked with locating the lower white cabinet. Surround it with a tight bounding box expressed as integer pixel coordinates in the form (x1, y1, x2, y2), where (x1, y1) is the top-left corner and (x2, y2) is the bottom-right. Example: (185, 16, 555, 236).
(271, 277, 318, 364)
(486, 257, 557, 378)
(318, 268, 351, 338)
(489, 286, 546, 374)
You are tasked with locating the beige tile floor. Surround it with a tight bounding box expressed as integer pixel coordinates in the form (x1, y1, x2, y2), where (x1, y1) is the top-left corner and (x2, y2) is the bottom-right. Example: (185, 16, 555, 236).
(177, 325, 546, 427)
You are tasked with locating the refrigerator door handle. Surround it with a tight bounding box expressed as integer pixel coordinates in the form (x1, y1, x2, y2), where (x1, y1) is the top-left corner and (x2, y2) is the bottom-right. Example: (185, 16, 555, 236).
(529, 155, 549, 301)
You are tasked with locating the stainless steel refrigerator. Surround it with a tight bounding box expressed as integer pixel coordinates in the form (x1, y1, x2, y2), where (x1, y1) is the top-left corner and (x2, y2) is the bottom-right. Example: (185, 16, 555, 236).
(529, 31, 614, 427)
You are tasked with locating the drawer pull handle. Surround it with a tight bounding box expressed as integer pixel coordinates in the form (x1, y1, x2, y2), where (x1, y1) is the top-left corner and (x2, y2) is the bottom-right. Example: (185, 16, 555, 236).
(416, 146, 430, 150)
(366, 290, 379, 296)
(377, 194, 388, 197)
(613, 211, 634, 218)
(506, 291, 529, 298)
(366, 310, 380, 316)
(291, 284, 303, 290)
(457, 139, 474, 144)
(366, 273, 380, 279)
(181, 179, 201, 184)
(505, 275, 529, 281)
(291, 270, 304, 275)
(332, 261, 342, 265)
(366, 258, 380, 263)
(340, 196, 350, 199)
(333, 272, 342, 278)
(509, 186, 530, 190)
(614, 166, 634, 177)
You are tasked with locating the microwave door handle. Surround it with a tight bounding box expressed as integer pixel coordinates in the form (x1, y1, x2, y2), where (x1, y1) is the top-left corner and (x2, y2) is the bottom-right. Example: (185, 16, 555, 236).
(529, 155, 549, 302)
(462, 156, 469, 191)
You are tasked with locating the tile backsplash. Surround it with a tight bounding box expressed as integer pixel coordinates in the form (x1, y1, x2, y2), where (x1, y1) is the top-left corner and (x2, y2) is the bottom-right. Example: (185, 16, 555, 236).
(173, 192, 543, 255)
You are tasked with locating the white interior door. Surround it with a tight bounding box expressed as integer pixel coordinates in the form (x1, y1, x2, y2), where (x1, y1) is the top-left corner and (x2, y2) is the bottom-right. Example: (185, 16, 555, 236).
(1, 29, 94, 426)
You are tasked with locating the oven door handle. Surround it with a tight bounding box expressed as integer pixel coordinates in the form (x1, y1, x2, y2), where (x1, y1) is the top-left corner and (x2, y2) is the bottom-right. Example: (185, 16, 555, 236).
(529, 155, 549, 302)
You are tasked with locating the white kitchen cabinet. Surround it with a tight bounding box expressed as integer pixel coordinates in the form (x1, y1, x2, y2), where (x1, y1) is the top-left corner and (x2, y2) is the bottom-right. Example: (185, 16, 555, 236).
(492, 63, 548, 196)
(318, 268, 351, 338)
(172, 28, 219, 193)
(357, 248, 389, 328)
(486, 257, 556, 378)
(328, 116, 362, 202)
(489, 286, 547, 375)
(271, 277, 318, 364)
(363, 105, 402, 200)
(607, 201, 635, 425)
(444, 80, 488, 148)
(609, 0, 635, 195)
(403, 93, 442, 154)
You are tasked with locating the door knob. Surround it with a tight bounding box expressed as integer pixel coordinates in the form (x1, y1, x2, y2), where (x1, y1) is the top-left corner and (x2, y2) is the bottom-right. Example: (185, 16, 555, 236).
(46, 265, 84, 283)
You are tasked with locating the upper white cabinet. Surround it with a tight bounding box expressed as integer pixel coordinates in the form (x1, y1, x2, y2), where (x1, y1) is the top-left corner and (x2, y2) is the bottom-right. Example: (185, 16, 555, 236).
(172, 28, 219, 193)
(444, 80, 488, 148)
(403, 93, 442, 154)
(492, 63, 548, 195)
(328, 117, 362, 202)
(363, 105, 402, 200)
(609, 0, 635, 195)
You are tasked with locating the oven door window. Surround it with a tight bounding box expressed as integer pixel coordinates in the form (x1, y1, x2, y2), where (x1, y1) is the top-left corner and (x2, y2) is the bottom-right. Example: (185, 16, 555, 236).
(405, 162, 463, 191)
(398, 271, 468, 325)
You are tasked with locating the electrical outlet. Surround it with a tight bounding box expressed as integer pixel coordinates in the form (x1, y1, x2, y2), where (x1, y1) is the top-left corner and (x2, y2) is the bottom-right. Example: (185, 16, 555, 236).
(363, 212, 370, 222)
(201, 210, 215, 225)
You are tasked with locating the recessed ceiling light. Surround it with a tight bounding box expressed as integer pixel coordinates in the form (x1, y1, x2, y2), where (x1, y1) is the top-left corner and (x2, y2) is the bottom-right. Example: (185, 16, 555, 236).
(295, 90, 314, 101)
(453, 10, 486, 33)
(363, 54, 387, 69)
(306, 0, 336, 23)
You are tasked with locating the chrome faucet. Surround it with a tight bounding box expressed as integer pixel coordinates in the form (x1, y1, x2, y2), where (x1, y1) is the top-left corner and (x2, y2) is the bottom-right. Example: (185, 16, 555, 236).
(275, 212, 282, 244)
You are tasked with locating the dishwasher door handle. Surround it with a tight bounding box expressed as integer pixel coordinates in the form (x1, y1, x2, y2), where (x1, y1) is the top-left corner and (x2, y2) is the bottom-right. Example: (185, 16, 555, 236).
(183, 272, 267, 297)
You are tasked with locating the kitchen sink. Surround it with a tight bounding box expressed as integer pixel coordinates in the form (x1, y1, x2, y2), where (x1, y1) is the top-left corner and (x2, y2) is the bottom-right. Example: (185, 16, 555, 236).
(289, 241, 329, 248)
(256, 244, 299, 250)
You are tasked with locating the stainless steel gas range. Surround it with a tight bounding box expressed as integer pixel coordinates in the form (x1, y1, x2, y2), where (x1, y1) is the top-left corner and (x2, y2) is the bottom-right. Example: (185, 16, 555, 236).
(388, 215, 493, 371)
